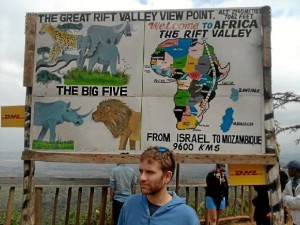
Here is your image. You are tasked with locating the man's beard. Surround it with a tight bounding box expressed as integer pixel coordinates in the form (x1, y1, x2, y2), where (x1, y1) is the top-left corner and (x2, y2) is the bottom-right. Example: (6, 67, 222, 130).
(140, 176, 165, 195)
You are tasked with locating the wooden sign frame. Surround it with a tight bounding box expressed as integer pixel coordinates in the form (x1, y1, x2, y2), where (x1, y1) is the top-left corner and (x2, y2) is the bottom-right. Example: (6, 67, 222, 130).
(22, 7, 278, 163)
(21, 7, 283, 225)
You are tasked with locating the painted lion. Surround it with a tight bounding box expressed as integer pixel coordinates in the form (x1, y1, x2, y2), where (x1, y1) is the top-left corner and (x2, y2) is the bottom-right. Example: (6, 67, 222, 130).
(92, 99, 141, 150)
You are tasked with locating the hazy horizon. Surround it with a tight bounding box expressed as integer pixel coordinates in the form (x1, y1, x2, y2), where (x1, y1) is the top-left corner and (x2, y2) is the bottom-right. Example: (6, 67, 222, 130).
(0, 148, 295, 178)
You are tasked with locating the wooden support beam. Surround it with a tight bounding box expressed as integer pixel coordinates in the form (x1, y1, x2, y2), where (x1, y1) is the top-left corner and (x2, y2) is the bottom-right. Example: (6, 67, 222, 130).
(22, 150, 278, 165)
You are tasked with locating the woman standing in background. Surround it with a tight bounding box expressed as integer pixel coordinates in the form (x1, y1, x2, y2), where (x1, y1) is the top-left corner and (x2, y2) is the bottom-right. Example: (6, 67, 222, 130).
(205, 163, 229, 225)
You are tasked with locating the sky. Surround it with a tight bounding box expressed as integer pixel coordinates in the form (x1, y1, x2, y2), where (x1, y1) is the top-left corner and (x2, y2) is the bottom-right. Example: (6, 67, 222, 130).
(0, 0, 299, 158)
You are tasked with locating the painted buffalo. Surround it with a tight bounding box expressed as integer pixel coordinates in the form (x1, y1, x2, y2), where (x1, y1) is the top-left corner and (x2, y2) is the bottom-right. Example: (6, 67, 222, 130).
(33, 101, 92, 142)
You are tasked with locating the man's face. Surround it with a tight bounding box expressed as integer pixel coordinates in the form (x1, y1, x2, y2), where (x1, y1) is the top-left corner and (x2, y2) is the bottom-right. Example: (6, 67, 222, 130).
(139, 160, 168, 195)
(288, 168, 297, 177)
(217, 166, 226, 173)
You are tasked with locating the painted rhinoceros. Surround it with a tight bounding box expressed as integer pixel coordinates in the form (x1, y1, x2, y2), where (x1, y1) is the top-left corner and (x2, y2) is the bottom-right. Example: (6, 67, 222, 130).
(33, 101, 92, 143)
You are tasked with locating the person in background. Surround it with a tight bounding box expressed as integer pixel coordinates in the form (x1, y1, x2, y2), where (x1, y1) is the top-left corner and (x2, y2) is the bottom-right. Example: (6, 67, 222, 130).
(118, 146, 200, 225)
(282, 160, 300, 225)
(252, 185, 271, 225)
(280, 166, 289, 191)
(205, 163, 229, 225)
(109, 163, 137, 225)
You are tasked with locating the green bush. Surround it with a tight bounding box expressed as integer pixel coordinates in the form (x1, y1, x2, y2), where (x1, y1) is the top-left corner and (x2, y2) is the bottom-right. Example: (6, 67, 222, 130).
(0, 208, 21, 225)
(58, 210, 97, 225)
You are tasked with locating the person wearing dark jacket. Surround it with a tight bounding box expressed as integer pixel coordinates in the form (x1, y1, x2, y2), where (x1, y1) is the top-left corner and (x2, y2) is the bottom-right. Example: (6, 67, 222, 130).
(205, 163, 229, 225)
(252, 185, 271, 225)
(282, 160, 300, 225)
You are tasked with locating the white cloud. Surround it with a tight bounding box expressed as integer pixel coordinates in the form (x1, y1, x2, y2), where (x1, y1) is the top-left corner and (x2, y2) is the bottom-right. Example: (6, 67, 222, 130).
(145, 0, 194, 9)
(0, 60, 24, 77)
(16, 0, 146, 12)
(272, 16, 300, 92)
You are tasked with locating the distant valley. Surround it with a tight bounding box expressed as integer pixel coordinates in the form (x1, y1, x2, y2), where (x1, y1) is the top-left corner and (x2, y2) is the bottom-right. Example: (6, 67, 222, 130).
(0, 150, 296, 179)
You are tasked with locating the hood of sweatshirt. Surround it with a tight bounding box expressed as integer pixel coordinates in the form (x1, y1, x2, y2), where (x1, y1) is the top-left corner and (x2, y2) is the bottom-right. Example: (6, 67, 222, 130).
(140, 191, 186, 215)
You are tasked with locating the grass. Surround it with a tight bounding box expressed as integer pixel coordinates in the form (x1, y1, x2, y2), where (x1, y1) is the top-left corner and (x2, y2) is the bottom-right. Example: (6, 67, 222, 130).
(0, 207, 21, 225)
(32, 140, 74, 150)
(64, 68, 130, 86)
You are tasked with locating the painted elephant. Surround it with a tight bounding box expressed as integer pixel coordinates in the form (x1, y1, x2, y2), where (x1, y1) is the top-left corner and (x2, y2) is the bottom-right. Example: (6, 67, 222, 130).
(76, 35, 91, 69)
(86, 22, 133, 57)
(87, 42, 120, 75)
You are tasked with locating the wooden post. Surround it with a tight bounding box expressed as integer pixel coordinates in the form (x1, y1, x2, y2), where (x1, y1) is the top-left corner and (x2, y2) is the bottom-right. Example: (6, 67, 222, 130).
(22, 11, 36, 225)
(98, 187, 108, 225)
(249, 186, 254, 223)
(5, 187, 15, 225)
(34, 188, 43, 225)
(240, 186, 244, 215)
(186, 187, 190, 205)
(52, 188, 60, 225)
(75, 187, 82, 225)
(267, 164, 284, 225)
(233, 186, 237, 216)
(87, 187, 94, 225)
(65, 187, 72, 225)
(194, 186, 199, 213)
(22, 88, 34, 225)
(23, 13, 36, 87)
(22, 160, 35, 225)
(262, 5, 284, 225)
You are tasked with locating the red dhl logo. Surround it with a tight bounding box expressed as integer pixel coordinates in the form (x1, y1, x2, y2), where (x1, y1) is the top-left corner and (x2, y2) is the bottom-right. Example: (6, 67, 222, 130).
(232, 170, 261, 176)
(2, 114, 24, 119)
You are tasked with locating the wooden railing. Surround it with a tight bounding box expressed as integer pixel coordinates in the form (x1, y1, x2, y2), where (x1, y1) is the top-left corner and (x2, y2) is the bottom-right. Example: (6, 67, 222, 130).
(0, 177, 254, 225)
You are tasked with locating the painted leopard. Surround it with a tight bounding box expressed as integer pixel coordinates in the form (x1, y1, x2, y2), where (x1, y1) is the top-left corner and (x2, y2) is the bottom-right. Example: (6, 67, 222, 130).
(39, 23, 77, 65)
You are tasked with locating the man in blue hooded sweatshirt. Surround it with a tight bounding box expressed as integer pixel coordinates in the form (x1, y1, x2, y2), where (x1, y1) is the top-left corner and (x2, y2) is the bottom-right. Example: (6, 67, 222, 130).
(118, 146, 200, 225)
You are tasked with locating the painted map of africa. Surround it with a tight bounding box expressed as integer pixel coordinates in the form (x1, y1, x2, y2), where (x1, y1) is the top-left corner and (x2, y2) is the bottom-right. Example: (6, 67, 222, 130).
(150, 38, 230, 130)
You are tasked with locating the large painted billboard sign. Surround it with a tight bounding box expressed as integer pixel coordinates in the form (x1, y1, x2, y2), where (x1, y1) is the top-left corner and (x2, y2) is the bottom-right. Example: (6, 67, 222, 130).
(30, 8, 265, 153)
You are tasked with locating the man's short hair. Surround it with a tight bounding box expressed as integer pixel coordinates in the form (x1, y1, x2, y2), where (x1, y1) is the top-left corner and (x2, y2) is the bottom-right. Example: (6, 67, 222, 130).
(140, 146, 176, 177)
